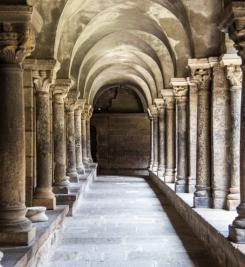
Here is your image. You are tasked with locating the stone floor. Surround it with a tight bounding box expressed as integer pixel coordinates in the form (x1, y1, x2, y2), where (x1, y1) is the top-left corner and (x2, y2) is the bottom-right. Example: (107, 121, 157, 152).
(41, 176, 218, 267)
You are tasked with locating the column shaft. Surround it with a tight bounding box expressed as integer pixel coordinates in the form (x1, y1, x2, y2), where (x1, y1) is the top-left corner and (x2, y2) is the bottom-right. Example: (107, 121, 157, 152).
(86, 119, 93, 163)
(211, 60, 230, 209)
(81, 115, 88, 164)
(152, 115, 159, 172)
(53, 85, 70, 194)
(187, 80, 198, 193)
(149, 117, 154, 170)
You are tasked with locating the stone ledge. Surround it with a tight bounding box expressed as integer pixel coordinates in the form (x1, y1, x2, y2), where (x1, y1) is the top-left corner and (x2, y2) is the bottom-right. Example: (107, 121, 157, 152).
(0, 205, 69, 267)
(149, 171, 245, 267)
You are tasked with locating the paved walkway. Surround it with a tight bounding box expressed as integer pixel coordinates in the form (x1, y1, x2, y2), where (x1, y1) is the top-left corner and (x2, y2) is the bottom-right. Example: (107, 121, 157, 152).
(42, 176, 217, 267)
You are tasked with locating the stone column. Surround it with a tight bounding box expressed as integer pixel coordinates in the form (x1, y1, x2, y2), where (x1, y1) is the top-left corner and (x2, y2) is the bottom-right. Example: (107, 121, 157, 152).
(189, 59, 212, 208)
(0, 4, 42, 245)
(32, 61, 57, 210)
(187, 78, 198, 193)
(81, 109, 88, 164)
(150, 105, 159, 173)
(85, 105, 94, 164)
(148, 114, 154, 171)
(222, 54, 242, 210)
(52, 79, 71, 194)
(220, 1, 245, 242)
(75, 100, 86, 175)
(154, 99, 166, 179)
(161, 89, 176, 183)
(209, 58, 230, 209)
(171, 79, 189, 193)
(65, 92, 79, 182)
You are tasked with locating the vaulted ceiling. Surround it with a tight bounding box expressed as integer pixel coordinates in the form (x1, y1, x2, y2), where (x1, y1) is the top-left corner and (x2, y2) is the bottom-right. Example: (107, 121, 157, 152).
(33, 0, 223, 107)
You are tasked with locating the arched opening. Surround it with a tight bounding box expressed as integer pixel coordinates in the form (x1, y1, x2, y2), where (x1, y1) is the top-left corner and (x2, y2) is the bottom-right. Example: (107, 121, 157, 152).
(91, 85, 150, 176)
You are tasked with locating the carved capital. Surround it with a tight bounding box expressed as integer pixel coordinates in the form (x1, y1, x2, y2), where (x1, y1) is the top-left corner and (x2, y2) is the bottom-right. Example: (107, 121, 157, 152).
(187, 77, 198, 94)
(53, 79, 72, 104)
(161, 89, 175, 109)
(222, 54, 242, 89)
(0, 5, 43, 64)
(65, 89, 79, 112)
(188, 58, 211, 92)
(84, 104, 93, 120)
(219, 2, 245, 65)
(75, 99, 86, 115)
(154, 98, 165, 115)
(171, 78, 188, 104)
(149, 105, 158, 118)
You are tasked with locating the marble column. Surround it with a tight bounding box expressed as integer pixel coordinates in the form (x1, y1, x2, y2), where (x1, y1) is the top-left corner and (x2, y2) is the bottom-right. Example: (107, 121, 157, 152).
(171, 79, 189, 193)
(86, 105, 94, 164)
(148, 114, 154, 171)
(161, 90, 176, 183)
(221, 1, 245, 242)
(0, 4, 42, 245)
(222, 54, 242, 210)
(150, 105, 159, 173)
(154, 99, 166, 179)
(187, 78, 198, 193)
(75, 100, 86, 175)
(32, 62, 57, 210)
(52, 79, 71, 194)
(210, 58, 230, 209)
(189, 59, 212, 208)
(65, 92, 79, 183)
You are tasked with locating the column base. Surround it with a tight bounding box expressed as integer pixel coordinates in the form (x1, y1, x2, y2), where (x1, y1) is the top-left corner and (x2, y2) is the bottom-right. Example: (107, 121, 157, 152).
(77, 166, 85, 175)
(164, 169, 175, 183)
(194, 196, 211, 208)
(227, 199, 240, 211)
(0, 226, 35, 246)
(53, 185, 69, 194)
(175, 183, 187, 193)
(32, 197, 56, 210)
(212, 190, 228, 209)
(152, 163, 158, 173)
(157, 167, 165, 179)
(67, 170, 79, 183)
(187, 176, 196, 193)
(228, 224, 245, 243)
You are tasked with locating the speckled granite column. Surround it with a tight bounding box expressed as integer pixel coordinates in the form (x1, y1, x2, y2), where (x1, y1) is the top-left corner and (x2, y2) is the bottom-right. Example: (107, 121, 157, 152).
(32, 62, 57, 210)
(65, 92, 79, 183)
(155, 99, 166, 179)
(210, 58, 230, 209)
(0, 5, 42, 244)
(187, 79, 198, 193)
(52, 79, 71, 194)
(86, 105, 94, 164)
(150, 105, 159, 173)
(189, 59, 212, 208)
(222, 55, 242, 211)
(75, 100, 86, 175)
(172, 79, 188, 193)
(162, 90, 176, 183)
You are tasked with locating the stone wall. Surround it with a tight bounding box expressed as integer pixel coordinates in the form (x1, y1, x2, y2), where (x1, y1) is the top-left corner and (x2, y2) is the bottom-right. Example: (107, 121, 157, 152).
(91, 113, 150, 176)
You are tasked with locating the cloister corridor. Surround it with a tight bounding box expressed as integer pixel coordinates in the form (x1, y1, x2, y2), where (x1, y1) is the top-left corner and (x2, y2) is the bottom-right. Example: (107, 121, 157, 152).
(41, 176, 216, 267)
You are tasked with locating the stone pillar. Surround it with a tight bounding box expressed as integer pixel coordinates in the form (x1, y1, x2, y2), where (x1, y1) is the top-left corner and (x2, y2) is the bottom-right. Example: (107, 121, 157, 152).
(210, 58, 230, 209)
(222, 54, 242, 210)
(187, 78, 198, 193)
(85, 105, 94, 164)
(220, 1, 245, 242)
(32, 61, 57, 210)
(154, 99, 166, 179)
(0, 4, 42, 245)
(81, 109, 88, 164)
(171, 79, 189, 193)
(52, 79, 71, 194)
(23, 62, 35, 207)
(161, 89, 176, 183)
(148, 114, 154, 171)
(150, 105, 159, 173)
(75, 100, 86, 175)
(189, 59, 212, 208)
(65, 92, 79, 182)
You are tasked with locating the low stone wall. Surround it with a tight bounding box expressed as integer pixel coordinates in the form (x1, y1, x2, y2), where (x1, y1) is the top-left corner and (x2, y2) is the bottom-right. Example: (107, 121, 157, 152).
(149, 171, 245, 267)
